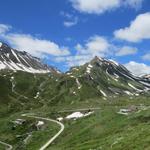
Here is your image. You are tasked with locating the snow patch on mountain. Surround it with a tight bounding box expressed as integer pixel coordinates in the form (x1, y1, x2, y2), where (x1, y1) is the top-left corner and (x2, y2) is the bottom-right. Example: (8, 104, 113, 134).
(34, 92, 40, 99)
(76, 78, 82, 89)
(109, 59, 119, 66)
(124, 91, 133, 95)
(0, 42, 2, 48)
(128, 83, 142, 92)
(114, 73, 119, 79)
(66, 111, 94, 120)
(0, 42, 55, 73)
(140, 81, 150, 87)
(100, 90, 107, 97)
(11, 49, 21, 63)
(0, 62, 5, 69)
(86, 64, 93, 74)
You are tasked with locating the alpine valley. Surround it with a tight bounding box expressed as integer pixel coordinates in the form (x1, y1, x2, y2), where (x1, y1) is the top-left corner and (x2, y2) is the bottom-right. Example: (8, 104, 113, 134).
(0, 42, 150, 150)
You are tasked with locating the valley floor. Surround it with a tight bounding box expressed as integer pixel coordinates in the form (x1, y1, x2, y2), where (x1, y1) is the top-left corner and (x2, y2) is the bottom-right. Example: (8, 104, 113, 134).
(0, 96, 150, 150)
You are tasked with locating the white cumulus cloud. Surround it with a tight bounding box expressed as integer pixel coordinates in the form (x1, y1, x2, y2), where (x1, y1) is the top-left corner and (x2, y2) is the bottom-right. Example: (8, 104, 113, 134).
(116, 46, 137, 56)
(61, 11, 78, 27)
(142, 53, 150, 61)
(76, 35, 111, 56)
(55, 55, 92, 67)
(69, 0, 144, 14)
(0, 24, 11, 34)
(64, 17, 78, 27)
(114, 12, 150, 42)
(125, 61, 150, 76)
(124, 0, 144, 9)
(0, 24, 70, 57)
(55, 36, 139, 68)
(55, 35, 112, 67)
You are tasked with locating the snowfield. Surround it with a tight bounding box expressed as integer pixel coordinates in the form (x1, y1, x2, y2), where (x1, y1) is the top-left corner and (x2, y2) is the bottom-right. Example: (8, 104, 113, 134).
(100, 90, 107, 97)
(86, 64, 93, 74)
(76, 78, 82, 90)
(66, 111, 94, 120)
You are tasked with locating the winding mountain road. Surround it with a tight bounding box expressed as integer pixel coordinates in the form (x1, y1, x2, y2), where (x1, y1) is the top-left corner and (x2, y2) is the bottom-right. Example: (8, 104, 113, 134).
(22, 114, 64, 150)
(21, 107, 100, 149)
(0, 141, 13, 150)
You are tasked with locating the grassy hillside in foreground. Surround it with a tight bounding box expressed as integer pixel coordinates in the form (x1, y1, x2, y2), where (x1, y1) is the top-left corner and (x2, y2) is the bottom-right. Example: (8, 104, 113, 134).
(46, 97, 150, 150)
(0, 115, 60, 150)
(0, 69, 150, 150)
(0, 93, 150, 149)
(0, 144, 5, 150)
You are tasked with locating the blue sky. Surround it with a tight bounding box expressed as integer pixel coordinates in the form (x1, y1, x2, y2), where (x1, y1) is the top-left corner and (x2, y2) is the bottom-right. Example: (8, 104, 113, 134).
(0, 0, 150, 75)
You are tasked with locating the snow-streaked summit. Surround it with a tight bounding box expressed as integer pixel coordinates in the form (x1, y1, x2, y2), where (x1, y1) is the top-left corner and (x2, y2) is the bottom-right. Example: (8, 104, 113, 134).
(0, 42, 59, 74)
(0, 42, 2, 48)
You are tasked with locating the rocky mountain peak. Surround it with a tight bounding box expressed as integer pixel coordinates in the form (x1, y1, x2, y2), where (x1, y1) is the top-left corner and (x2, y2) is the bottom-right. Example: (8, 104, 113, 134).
(0, 41, 60, 74)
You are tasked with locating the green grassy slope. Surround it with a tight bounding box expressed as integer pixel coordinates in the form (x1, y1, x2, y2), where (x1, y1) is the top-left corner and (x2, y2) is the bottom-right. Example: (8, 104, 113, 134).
(0, 68, 150, 150)
(0, 114, 60, 150)
(47, 97, 150, 150)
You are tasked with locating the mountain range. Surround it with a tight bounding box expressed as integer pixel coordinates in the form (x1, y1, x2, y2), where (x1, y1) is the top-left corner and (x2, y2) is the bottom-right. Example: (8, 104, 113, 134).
(1, 41, 150, 101)
(0, 41, 150, 150)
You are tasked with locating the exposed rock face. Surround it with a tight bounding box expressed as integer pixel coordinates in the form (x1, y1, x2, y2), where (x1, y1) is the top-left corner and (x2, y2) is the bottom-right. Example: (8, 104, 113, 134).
(0, 42, 59, 74)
